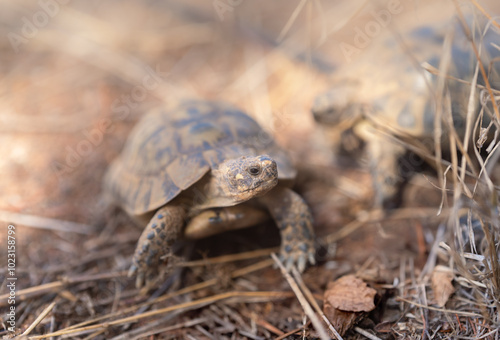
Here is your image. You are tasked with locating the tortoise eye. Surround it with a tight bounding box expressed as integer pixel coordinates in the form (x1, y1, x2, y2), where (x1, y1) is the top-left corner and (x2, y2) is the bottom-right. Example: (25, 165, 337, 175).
(248, 165, 261, 176)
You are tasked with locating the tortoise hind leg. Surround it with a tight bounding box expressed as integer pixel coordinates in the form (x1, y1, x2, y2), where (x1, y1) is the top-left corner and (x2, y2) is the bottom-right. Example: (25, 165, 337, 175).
(128, 205, 186, 288)
(259, 187, 316, 272)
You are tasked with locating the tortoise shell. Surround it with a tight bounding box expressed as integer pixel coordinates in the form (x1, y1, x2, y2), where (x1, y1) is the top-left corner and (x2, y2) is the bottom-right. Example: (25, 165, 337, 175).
(104, 100, 296, 216)
(313, 19, 500, 137)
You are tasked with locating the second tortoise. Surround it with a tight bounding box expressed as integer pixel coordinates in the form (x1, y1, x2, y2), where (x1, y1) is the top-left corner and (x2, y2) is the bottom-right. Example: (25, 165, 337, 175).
(312, 18, 500, 207)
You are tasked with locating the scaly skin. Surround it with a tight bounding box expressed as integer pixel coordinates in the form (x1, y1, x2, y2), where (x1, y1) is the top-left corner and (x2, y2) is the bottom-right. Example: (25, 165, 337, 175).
(128, 205, 186, 288)
(259, 187, 316, 272)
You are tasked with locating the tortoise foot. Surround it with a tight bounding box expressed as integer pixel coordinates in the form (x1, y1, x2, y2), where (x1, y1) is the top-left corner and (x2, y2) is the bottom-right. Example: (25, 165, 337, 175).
(260, 187, 316, 273)
(128, 206, 185, 288)
(279, 221, 316, 273)
(128, 242, 164, 289)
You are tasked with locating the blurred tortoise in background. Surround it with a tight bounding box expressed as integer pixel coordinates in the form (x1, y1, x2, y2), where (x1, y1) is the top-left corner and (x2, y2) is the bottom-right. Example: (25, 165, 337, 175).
(104, 100, 315, 288)
(312, 17, 500, 207)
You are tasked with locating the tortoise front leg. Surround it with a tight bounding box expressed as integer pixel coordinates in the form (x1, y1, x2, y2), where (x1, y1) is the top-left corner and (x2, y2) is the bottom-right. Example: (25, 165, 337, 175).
(128, 205, 186, 288)
(354, 120, 406, 207)
(259, 187, 316, 272)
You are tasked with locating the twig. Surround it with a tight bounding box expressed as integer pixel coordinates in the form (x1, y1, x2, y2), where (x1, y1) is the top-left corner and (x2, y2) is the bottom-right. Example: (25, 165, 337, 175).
(324, 208, 446, 244)
(0, 210, 94, 234)
(396, 297, 484, 318)
(275, 322, 311, 340)
(31, 260, 274, 337)
(238, 330, 265, 340)
(179, 247, 278, 267)
(29, 291, 293, 339)
(0, 272, 126, 306)
(324, 209, 383, 243)
(469, 0, 500, 30)
(127, 317, 207, 340)
(354, 326, 383, 340)
(22, 301, 57, 336)
(255, 318, 284, 336)
(112, 313, 189, 340)
(277, 0, 307, 42)
(271, 253, 332, 340)
(82, 329, 107, 340)
(195, 325, 215, 339)
(418, 223, 446, 281)
(291, 267, 343, 339)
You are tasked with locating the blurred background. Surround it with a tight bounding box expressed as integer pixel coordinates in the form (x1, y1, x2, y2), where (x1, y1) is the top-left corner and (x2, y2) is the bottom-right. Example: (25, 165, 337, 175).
(3, 0, 498, 231)
(1, 0, 500, 337)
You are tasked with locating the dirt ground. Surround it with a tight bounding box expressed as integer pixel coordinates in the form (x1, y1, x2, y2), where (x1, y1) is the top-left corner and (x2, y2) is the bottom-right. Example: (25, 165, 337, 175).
(1, 1, 500, 339)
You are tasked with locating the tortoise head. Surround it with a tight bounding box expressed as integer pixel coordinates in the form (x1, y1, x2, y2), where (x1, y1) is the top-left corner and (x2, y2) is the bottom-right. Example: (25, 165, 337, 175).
(215, 155, 278, 204)
(312, 83, 364, 127)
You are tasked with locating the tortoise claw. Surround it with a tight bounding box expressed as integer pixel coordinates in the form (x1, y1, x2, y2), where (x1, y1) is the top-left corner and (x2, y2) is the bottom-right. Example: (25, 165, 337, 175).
(129, 242, 161, 288)
(279, 240, 315, 273)
(136, 272, 145, 289)
(285, 256, 295, 272)
(128, 264, 137, 278)
(131, 264, 159, 289)
(297, 255, 306, 273)
(308, 253, 316, 265)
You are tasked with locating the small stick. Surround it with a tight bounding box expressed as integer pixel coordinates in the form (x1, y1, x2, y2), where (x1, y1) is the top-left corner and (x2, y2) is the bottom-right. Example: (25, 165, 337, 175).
(270, 253, 332, 340)
(123, 317, 208, 339)
(59, 260, 274, 333)
(396, 297, 484, 318)
(83, 329, 108, 340)
(354, 326, 383, 340)
(275, 322, 310, 340)
(255, 318, 284, 336)
(30, 291, 293, 339)
(276, 0, 307, 42)
(324, 207, 448, 244)
(0, 272, 126, 306)
(291, 267, 343, 339)
(179, 247, 278, 267)
(22, 301, 57, 336)
(0, 210, 94, 234)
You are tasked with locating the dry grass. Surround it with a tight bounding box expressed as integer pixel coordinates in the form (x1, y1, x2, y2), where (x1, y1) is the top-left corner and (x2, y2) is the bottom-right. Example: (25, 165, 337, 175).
(1, 0, 500, 339)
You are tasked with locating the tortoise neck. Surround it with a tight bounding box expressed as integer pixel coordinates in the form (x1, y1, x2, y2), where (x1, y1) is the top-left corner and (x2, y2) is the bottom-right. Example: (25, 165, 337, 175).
(188, 171, 238, 210)
(206, 170, 229, 200)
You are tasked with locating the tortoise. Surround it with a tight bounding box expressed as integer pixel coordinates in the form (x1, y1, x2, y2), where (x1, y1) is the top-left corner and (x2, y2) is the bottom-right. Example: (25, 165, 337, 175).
(104, 100, 316, 287)
(312, 17, 500, 207)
